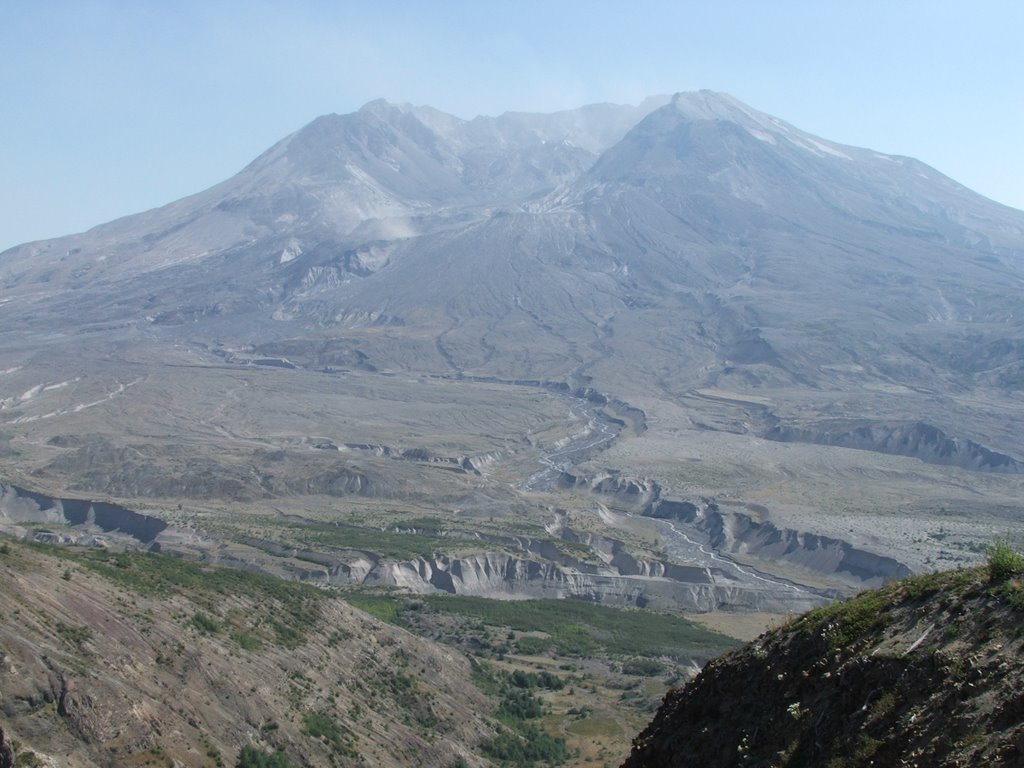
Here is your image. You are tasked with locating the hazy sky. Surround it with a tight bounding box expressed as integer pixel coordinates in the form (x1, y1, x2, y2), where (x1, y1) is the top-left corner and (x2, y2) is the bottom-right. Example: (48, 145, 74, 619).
(2, 1, 1022, 251)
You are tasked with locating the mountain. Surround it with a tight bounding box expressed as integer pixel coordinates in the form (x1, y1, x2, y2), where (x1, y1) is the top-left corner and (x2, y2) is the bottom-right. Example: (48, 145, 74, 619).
(2, 91, 1024, 616)
(5, 92, 1022, 396)
(621, 561, 1024, 767)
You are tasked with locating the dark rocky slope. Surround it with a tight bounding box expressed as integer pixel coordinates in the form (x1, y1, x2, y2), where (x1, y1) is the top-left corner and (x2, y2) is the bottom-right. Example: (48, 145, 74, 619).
(623, 561, 1024, 767)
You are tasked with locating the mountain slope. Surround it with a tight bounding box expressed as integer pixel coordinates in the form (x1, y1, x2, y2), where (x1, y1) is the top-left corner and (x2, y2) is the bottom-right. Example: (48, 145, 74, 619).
(0, 539, 495, 767)
(622, 563, 1024, 767)
(4, 91, 1023, 400)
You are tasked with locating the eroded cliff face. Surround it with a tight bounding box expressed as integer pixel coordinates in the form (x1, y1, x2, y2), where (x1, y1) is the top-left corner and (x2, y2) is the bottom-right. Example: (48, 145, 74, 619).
(763, 420, 1024, 473)
(363, 552, 829, 613)
(622, 567, 1024, 768)
(0, 483, 167, 544)
(562, 472, 912, 588)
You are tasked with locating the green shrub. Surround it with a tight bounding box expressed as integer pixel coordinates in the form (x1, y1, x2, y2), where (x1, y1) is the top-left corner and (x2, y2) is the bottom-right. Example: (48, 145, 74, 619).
(235, 745, 291, 768)
(344, 593, 405, 623)
(497, 688, 544, 721)
(231, 631, 262, 650)
(481, 722, 568, 765)
(986, 539, 1024, 583)
(798, 590, 890, 651)
(420, 595, 734, 659)
(302, 711, 354, 758)
(514, 636, 552, 655)
(190, 611, 222, 634)
(621, 658, 665, 677)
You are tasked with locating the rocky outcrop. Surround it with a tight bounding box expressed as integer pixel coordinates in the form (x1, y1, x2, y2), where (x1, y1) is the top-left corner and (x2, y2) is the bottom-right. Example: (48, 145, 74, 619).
(0, 725, 14, 768)
(763, 419, 1024, 473)
(622, 566, 1024, 767)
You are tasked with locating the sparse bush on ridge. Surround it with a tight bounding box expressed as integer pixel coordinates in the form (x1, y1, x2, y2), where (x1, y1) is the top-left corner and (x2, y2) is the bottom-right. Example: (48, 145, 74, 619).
(986, 538, 1024, 583)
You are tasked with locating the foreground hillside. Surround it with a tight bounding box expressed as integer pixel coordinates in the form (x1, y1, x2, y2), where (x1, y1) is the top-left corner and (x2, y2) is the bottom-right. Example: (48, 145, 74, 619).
(623, 551, 1024, 767)
(0, 540, 497, 767)
(0, 538, 737, 767)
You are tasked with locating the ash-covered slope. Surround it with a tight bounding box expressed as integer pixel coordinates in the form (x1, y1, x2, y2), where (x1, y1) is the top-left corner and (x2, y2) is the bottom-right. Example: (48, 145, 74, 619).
(0, 97, 665, 292)
(3, 91, 1024, 470)
(622, 564, 1024, 767)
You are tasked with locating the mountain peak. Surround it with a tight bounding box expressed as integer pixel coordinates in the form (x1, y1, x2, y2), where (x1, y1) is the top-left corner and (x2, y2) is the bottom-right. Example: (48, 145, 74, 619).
(669, 89, 745, 119)
(357, 97, 400, 116)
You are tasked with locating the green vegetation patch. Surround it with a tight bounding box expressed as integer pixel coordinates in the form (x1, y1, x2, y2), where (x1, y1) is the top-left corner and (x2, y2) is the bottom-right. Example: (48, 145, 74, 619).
(899, 567, 980, 601)
(231, 631, 263, 650)
(191, 611, 222, 634)
(76, 548, 326, 647)
(302, 710, 356, 759)
(55, 621, 93, 647)
(566, 716, 623, 739)
(620, 658, 665, 677)
(987, 539, 1024, 584)
(481, 723, 569, 766)
(514, 635, 553, 655)
(797, 589, 893, 652)
(343, 593, 405, 623)
(472, 662, 569, 766)
(420, 595, 734, 659)
(287, 521, 457, 560)
(235, 745, 291, 768)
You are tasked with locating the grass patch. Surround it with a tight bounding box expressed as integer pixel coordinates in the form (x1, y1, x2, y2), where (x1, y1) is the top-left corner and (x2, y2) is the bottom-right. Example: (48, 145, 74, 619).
(287, 522, 456, 561)
(620, 658, 665, 677)
(515, 635, 553, 655)
(566, 716, 623, 739)
(344, 593, 406, 623)
(191, 611, 222, 634)
(235, 745, 291, 768)
(302, 711, 356, 759)
(481, 723, 568, 766)
(231, 631, 262, 650)
(55, 622, 92, 646)
(987, 539, 1024, 583)
(797, 590, 892, 652)
(75, 548, 326, 647)
(900, 567, 979, 601)
(421, 595, 735, 659)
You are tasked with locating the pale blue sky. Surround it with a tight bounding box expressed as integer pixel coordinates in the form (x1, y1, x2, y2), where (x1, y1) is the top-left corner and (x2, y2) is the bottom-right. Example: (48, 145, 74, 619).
(2, 1, 1022, 251)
